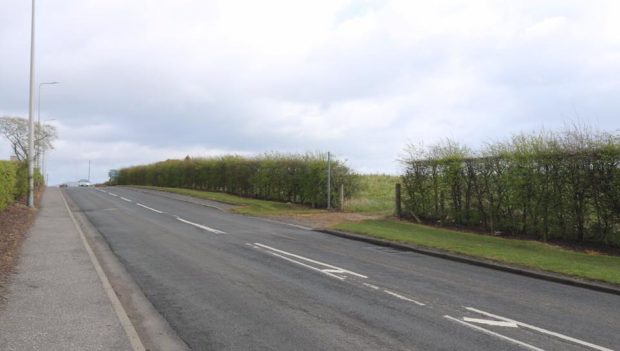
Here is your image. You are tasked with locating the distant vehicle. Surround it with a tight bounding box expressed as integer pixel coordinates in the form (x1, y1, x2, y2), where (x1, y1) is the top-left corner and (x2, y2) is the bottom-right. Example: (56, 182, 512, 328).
(59, 183, 68, 188)
(78, 179, 91, 187)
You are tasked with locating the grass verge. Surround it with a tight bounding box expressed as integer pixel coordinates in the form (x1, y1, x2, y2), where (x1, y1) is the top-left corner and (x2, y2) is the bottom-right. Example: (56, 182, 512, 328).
(335, 219, 620, 285)
(133, 186, 322, 216)
(346, 174, 399, 214)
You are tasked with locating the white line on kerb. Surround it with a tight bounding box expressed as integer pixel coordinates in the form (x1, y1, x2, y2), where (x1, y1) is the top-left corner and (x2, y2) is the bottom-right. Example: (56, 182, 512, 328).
(136, 203, 163, 214)
(383, 289, 425, 306)
(120, 197, 132, 202)
(253, 243, 367, 279)
(175, 216, 226, 234)
(444, 315, 544, 351)
(466, 307, 613, 351)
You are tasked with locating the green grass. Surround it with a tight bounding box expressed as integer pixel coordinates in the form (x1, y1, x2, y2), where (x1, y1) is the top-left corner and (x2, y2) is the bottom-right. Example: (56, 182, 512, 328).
(347, 174, 399, 214)
(133, 186, 321, 216)
(335, 219, 620, 285)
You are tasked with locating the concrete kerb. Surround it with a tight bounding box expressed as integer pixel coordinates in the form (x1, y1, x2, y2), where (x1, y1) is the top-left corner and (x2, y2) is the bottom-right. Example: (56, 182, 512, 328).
(317, 228, 620, 297)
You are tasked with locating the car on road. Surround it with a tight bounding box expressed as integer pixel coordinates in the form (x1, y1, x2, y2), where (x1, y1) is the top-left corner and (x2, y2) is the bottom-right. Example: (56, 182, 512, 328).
(78, 179, 91, 187)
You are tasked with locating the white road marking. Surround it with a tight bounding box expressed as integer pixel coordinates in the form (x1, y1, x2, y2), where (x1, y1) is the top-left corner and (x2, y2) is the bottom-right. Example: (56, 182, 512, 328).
(108, 192, 118, 197)
(363, 282, 380, 290)
(383, 289, 425, 306)
(444, 315, 544, 351)
(175, 216, 226, 234)
(260, 248, 347, 280)
(463, 317, 518, 328)
(253, 243, 367, 279)
(136, 203, 163, 214)
(466, 307, 613, 351)
(120, 197, 132, 202)
(254, 217, 312, 230)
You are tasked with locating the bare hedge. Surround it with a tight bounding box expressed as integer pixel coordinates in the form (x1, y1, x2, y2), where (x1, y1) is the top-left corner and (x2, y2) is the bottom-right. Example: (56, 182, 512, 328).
(402, 128, 620, 245)
(116, 153, 357, 208)
(0, 161, 41, 211)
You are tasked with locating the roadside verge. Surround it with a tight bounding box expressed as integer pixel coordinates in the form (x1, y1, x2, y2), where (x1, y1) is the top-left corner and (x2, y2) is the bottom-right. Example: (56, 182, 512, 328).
(318, 228, 620, 296)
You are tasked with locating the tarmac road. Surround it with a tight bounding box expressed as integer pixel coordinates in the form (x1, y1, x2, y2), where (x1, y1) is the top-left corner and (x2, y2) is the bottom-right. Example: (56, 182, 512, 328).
(65, 186, 620, 351)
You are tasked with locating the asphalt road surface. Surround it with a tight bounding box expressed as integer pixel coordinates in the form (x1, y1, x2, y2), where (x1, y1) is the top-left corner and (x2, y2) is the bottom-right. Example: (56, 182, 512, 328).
(65, 186, 620, 351)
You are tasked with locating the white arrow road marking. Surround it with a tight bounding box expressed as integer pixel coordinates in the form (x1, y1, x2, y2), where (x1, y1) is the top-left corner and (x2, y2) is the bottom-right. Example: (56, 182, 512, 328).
(252, 243, 367, 280)
(444, 315, 544, 351)
(175, 216, 226, 234)
(136, 203, 163, 214)
(462, 317, 518, 328)
(466, 307, 613, 351)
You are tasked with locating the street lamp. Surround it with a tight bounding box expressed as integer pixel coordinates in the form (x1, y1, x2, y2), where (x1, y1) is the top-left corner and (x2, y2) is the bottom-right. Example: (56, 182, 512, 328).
(37, 81, 59, 169)
(27, 0, 36, 208)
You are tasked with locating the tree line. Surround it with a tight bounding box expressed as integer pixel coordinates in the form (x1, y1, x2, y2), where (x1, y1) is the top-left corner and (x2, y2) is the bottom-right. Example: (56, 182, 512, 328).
(116, 153, 357, 208)
(401, 126, 620, 246)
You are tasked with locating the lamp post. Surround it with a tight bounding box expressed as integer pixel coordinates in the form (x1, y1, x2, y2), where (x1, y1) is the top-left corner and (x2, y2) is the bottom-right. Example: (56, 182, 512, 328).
(41, 118, 56, 183)
(27, 0, 36, 208)
(37, 82, 59, 169)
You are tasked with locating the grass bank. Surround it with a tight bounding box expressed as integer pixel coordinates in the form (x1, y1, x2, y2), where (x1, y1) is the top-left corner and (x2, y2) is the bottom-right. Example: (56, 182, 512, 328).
(133, 186, 321, 216)
(335, 219, 620, 285)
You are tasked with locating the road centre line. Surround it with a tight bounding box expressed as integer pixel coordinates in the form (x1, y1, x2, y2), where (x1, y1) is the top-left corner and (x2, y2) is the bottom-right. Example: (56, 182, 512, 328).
(120, 197, 132, 202)
(259, 248, 347, 280)
(383, 289, 425, 306)
(108, 192, 118, 197)
(253, 243, 367, 278)
(466, 307, 613, 351)
(444, 315, 544, 351)
(363, 282, 380, 290)
(136, 203, 163, 214)
(462, 317, 517, 328)
(175, 216, 226, 234)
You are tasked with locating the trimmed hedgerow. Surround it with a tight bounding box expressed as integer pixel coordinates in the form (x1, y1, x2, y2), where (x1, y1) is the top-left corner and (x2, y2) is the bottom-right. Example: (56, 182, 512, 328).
(117, 153, 357, 208)
(402, 126, 620, 246)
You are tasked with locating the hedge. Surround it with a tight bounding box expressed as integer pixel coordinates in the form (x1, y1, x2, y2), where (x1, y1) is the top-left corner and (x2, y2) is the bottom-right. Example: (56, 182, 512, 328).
(116, 153, 357, 208)
(0, 161, 42, 212)
(402, 128, 620, 246)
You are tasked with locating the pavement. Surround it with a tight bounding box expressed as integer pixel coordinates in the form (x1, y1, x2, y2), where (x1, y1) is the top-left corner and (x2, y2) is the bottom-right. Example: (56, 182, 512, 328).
(64, 186, 620, 351)
(0, 187, 135, 351)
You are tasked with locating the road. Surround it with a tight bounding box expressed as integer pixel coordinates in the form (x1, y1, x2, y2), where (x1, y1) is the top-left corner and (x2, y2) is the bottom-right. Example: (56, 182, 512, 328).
(65, 186, 620, 351)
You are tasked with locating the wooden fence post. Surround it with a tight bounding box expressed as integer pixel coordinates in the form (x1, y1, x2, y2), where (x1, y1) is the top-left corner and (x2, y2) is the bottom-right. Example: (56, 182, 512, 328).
(395, 183, 402, 218)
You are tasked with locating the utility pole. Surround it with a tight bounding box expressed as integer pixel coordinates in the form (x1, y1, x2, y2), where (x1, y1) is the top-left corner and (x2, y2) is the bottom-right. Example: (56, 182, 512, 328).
(88, 160, 91, 182)
(327, 152, 331, 210)
(27, 0, 36, 208)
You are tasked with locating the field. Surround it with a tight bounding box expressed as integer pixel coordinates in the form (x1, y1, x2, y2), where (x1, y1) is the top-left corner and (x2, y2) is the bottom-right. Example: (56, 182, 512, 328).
(346, 174, 399, 214)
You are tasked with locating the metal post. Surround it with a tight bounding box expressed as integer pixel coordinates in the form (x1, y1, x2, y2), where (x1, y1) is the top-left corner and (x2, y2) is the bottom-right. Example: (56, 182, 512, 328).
(327, 152, 331, 210)
(27, 0, 36, 208)
(88, 160, 91, 182)
(339, 183, 344, 211)
(395, 183, 402, 218)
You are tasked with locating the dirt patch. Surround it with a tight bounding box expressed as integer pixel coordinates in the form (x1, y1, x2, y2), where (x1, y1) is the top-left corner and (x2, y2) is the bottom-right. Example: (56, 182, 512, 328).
(0, 188, 43, 300)
(270, 211, 383, 229)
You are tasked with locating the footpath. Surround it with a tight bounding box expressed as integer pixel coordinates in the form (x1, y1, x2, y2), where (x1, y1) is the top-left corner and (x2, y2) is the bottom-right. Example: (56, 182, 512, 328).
(0, 187, 136, 350)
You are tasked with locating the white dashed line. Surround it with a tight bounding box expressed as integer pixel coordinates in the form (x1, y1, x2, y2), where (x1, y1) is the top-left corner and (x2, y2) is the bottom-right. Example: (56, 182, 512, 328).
(383, 289, 425, 306)
(362, 282, 380, 290)
(108, 192, 118, 197)
(120, 197, 132, 202)
(136, 203, 163, 214)
(175, 216, 226, 234)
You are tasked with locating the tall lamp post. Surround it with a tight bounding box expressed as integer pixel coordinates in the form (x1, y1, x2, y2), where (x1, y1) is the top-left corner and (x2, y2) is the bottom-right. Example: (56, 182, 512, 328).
(37, 82, 59, 169)
(27, 0, 36, 208)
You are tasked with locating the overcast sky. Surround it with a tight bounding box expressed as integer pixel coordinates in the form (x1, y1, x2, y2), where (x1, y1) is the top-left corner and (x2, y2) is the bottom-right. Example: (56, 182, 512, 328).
(1, 0, 619, 184)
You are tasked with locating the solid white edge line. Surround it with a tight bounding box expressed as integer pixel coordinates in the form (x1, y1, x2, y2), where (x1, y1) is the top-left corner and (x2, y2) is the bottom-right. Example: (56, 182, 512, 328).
(444, 315, 544, 351)
(253, 243, 367, 278)
(120, 197, 132, 202)
(466, 307, 613, 351)
(175, 216, 226, 234)
(136, 203, 163, 214)
(383, 289, 425, 306)
(60, 190, 145, 351)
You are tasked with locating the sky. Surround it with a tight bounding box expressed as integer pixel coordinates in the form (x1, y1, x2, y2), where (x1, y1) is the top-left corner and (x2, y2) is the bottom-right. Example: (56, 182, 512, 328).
(1, 0, 619, 185)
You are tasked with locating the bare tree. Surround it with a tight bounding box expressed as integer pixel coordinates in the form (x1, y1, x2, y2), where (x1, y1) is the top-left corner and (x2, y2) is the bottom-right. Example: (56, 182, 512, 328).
(0, 116, 57, 162)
